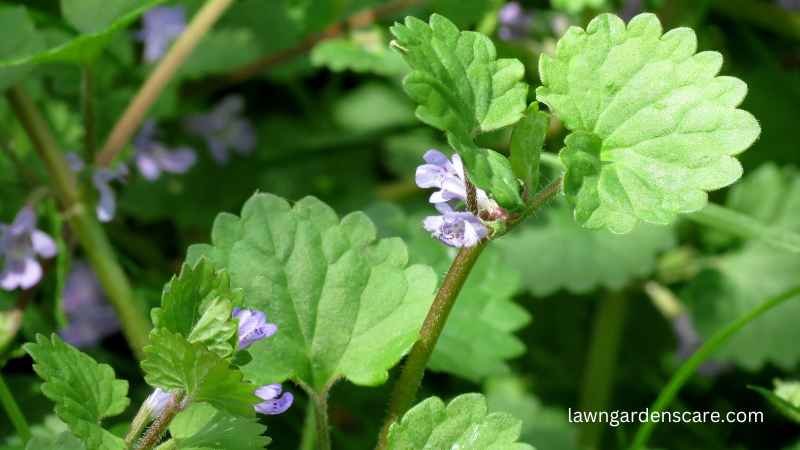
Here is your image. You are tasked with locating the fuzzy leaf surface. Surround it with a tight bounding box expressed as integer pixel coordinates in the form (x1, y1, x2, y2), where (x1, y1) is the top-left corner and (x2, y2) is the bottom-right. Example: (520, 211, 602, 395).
(391, 14, 527, 208)
(187, 193, 437, 393)
(537, 13, 760, 233)
(24, 335, 128, 450)
(151, 259, 239, 359)
(170, 403, 271, 450)
(141, 328, 257, 417)
(386, 393, 534, 450)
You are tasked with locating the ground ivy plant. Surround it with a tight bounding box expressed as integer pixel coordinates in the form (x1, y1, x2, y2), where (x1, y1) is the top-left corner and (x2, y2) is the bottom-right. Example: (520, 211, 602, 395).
(2, 3, 800, 450)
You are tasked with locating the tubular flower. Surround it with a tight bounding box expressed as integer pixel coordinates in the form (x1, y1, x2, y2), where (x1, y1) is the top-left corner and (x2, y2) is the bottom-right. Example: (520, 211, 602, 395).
(254, 384, 294, 415)
(134, 120, 196, 181)
(184, 96, 256, 164)
(0, 207, 56, 290)
(136, 6, 186, 63)
(233, 307, 278, 350)
(59, 262, 120, 347)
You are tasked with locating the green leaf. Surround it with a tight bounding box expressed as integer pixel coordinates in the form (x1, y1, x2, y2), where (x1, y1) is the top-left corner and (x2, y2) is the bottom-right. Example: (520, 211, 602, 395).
(551, 0, 609, 14)
(0, 0, 164, 66)
(24, 335, 128, 450)
(537, 13, 760, 233)
(497, 202, 675, 296)
(61, 0, 141, 34)
(0, 6, 45, 91)
(141, 328, 257, 417)
(751, 380, 800, 424)
(25, 432, 85, 450)
(685, 165, 800, 369)
(386, 393, 534, 450)
(151, 259, 239, 359)
(510, 103, 549, 192)
(365, 203, 530, 382)
(485, 376, 578, 450)
(390, 14, 528, 209)
(311, 30, 408, 76)
(187, 193, 437, 393)
(169, 403, 270, 450)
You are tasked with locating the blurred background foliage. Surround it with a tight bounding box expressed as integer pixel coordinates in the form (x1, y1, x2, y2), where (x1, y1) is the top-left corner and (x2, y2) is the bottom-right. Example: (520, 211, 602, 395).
(0, 0, 799, 449)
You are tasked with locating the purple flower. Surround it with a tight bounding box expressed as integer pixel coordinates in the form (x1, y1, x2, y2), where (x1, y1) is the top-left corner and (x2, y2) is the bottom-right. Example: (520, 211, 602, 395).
(93, 166, 128, 223)
(254, 384, 293, 415)
(416, 149, 503, 247)
(498, 2, 532, 41)
(136, 6, 186, 63)
(67, 152, 127, 223)
(672, 313, 727, 377)
(233, 307, 277, 350)
(143, 388, 174, 418)
(59, 262, 120, 348)
(0, 207, 56, 291)
(134, 120, 196, 181)
(423, 203, 488, 248)
(184, 96, 256, 164)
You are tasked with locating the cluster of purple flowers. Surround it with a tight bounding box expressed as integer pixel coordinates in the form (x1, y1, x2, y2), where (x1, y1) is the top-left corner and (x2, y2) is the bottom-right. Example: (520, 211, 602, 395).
(0, 207, 56, 291)
(144, 307, 293, 418)
(416, 150, 508, 248)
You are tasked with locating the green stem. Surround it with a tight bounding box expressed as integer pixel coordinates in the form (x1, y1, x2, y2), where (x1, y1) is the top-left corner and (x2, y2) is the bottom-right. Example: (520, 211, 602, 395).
(96, 0, 234, 166)
(137, 394, 184, 450)
(81, 64, 96, 158)
(629, 285, 800, 450)
(0, 372, 31, 444)
(312, 393, 331, 450)
(125, 400, 153, 448)
(577, 291, 629, 450)
(5, 86, 151, 359)
(299, 403, 317, 450)
(376, 241, 487, 449)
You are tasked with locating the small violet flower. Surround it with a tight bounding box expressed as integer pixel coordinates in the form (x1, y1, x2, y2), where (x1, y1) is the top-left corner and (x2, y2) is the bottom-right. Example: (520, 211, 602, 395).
(233, 307, 278, 350)
(134, 120, 197, 181)
(416, 149, 503, 248)
(136, 6, 187, 63)
(498, 2, 533, 41)
(59, 262, 120, 348)
(254, 384, 294, 415)
(672, 313, 727, 377)
(66, 153, 128, 223)
(143, 388, 174, 418)
(184, 96, 256, 164)
(0, 207, 56, 291)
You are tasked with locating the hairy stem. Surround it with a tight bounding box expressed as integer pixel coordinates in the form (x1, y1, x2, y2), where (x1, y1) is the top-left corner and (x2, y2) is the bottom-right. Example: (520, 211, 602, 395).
(577, 290, 629, 450)
(299, 403, 317, 450)
(0, 372, 31, 444)
(81, 64, 96, 158)
(312, 393, 331, 450)
(376, 241, 487, 449)
(96, 0, 234, 166)
(629, 285, 800, 450)
(126, 400, 154, 448)
(5, 86, 151, 359)
(137, 394, 184, 450)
